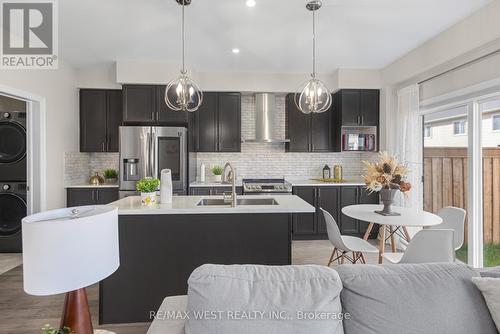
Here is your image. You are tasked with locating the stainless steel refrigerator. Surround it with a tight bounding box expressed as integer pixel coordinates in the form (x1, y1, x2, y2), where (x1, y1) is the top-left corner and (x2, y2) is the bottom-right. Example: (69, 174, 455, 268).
(119, 126, 187, 197)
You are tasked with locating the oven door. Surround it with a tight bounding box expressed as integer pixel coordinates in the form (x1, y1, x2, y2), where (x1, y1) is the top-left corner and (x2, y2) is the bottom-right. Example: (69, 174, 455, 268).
(152, 127, 187, 192)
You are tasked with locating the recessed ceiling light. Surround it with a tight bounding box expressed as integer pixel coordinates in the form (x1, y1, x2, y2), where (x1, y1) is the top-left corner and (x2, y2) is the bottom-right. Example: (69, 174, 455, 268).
(245, 0, 256, 8)
(232, 48, 240, 54)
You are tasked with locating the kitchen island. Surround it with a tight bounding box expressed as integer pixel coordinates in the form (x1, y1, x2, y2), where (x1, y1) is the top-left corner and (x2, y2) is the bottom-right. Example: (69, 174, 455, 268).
(100, 195, 315, 324)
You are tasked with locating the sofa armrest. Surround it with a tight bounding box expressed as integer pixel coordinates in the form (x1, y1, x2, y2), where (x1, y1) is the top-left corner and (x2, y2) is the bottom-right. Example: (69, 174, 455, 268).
(147, 295, 187, 334)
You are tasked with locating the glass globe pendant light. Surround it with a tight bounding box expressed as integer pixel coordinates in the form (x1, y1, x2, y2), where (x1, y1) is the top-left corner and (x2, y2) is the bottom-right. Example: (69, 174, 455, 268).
(294, 1, 331, 114)
(165, 0, 203, 112)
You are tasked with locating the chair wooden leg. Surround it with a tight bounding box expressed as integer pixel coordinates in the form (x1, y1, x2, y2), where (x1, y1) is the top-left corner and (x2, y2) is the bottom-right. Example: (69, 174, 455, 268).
(390, 226, 397, 253)
(402, 226, 411, 242)
(363, 223, 374, 240)
(341, 252, 345, 264)
(352, 252, 358, 264)
(360, 253, 366, 264)
(379, 225, 386, 264)
(335, 249, 341, 265)
(327, 247, 337, 266)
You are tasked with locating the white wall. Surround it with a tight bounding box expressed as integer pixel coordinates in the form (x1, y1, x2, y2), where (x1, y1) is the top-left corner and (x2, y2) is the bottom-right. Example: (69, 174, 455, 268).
(381, 0, 500, 87)
(0, 62, 78, 209)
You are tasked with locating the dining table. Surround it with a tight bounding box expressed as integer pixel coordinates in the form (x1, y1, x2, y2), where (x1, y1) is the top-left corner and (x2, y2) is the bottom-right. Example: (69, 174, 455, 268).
(342, 204, 443, 263)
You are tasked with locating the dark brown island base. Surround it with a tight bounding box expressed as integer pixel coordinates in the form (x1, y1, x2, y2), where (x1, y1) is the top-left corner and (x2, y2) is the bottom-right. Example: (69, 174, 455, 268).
(99, 195, 315, 324)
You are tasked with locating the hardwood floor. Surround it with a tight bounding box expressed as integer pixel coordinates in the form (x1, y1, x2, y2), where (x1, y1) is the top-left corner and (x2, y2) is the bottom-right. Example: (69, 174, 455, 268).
(0, 240, 378, 334)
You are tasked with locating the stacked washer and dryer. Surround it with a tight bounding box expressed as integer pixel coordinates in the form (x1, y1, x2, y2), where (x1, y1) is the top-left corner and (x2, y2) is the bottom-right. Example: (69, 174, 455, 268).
(0, 96, 27, 253)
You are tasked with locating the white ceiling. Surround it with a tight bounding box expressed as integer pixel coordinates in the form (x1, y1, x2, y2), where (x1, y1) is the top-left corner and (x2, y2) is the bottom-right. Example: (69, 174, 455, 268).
(60, 0, 492, 73)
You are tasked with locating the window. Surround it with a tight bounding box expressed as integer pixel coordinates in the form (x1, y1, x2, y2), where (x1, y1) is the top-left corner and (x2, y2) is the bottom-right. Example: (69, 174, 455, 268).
(424, 126, 432, 138)
(493, 115, 500, 131)
(453, 120, 467, 135)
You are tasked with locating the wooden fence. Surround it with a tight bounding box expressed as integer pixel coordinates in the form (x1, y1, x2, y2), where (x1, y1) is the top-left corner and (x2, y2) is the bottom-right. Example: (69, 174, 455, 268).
(423, 147, 500, 244)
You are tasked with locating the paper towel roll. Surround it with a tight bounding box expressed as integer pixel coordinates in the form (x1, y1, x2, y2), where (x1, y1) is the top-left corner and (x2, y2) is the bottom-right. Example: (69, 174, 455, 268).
(160, 169, 173, 204)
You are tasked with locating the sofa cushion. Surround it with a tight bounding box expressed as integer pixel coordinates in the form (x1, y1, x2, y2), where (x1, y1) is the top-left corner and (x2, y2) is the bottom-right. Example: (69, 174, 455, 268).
(336, 263, 497, 334)
(472, 277, 500, 332)
(186, 264, 344, 334)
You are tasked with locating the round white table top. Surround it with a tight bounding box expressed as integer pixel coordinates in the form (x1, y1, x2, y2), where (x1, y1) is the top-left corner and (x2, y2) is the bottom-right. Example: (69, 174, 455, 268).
(342, 204, 442, 227)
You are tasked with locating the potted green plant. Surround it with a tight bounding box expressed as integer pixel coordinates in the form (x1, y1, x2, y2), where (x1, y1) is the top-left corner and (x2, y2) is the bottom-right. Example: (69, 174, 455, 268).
(41, 324, 73, 334)
(211, 165, 224, 183)
(103, 168, 118, 184)
(136, 177, 160, 206)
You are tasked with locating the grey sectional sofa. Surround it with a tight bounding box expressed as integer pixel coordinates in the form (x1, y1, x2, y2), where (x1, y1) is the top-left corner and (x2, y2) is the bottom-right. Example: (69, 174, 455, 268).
(147, 263, 498, 334)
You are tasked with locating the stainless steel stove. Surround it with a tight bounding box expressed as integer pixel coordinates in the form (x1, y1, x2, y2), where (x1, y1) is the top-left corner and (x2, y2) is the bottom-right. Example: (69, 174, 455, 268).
(242, 178, 292, 194)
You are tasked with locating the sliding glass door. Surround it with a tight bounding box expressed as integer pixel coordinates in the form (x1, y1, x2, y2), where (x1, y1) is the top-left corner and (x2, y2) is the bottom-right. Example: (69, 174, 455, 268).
(422, 105, 469, 262)
(480, 98, 500, 267)
(421, 93, 500, 267)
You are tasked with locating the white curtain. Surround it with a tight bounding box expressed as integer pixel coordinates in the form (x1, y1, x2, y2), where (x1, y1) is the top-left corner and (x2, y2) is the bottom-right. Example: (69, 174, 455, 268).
(386, 84, 423, 244)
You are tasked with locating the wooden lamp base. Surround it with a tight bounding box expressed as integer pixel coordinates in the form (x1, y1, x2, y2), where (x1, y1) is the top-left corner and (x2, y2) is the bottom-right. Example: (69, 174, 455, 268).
(60, 288, 94, 334)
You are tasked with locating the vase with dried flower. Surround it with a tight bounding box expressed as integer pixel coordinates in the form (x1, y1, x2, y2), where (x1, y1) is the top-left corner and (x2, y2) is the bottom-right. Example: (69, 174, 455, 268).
(362, 152, 412, 216)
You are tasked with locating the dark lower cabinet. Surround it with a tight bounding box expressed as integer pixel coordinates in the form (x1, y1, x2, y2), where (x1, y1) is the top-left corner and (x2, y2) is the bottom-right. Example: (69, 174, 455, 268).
(67, 188, 119, 207)
(292, 187, 316, 235)
(189, 186, 243, 196)
(292, 185, 379, 239)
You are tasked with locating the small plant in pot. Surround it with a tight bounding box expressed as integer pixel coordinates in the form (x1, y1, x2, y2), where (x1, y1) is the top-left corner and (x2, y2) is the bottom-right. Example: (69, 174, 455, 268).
(136, 177, 160, 206)
(211, 165, 224, 183)
(104, 168, 118, 184)
(362, 152, 412, 216)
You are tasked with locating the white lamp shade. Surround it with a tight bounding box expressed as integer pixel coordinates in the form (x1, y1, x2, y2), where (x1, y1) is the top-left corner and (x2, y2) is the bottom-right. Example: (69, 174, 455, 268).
(22, 205, 119, 296)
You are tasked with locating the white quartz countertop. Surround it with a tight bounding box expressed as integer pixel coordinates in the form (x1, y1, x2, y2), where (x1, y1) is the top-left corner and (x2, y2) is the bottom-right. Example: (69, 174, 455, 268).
(288, 179, 366, 186)
(65, 184, 119, 189)
(190, 181, 243, 187)
(111, 195, 315, 215)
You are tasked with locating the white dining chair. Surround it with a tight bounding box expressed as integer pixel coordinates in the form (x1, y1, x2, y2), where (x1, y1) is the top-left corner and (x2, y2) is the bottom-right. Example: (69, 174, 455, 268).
(382, 229, 455, 264)
(425, 206, 466, 251)
(321, 208, 378, 266)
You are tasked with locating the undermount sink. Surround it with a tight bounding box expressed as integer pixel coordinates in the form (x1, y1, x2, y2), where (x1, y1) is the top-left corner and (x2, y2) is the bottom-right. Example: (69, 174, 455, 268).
(196, 198, 279, 206)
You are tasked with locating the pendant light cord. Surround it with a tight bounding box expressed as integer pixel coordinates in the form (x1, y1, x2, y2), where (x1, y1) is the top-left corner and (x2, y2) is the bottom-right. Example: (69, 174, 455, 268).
(312, 8, 316, 79)
(181, 1, 186, 74)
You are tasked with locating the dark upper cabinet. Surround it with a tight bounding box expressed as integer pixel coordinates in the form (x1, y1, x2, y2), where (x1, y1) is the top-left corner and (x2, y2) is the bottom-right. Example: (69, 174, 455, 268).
(80, 89, 122, 152)
(191, 92, 241, 153)
(360, 90, 379, 126)
(286, 94, 310, 152)
(122, 85, 189, 125)
(156, 85, 189, 124)
(333, 89, 379, 126)
(193, 92, 218, 152)
(292, 187, 316, 235)
(339, 90, 361, 126)
(106, 90, 123, 152)
(316, 187, 339, 234)
(311, 110, 332, 152)
(286, 94, 332, 152)
(123, 85, 156, 122)
(218, 93, 241, 152)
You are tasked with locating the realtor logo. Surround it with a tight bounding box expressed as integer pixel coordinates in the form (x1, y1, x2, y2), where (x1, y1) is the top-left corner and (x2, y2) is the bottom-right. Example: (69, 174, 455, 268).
(1, 0, 58, 69)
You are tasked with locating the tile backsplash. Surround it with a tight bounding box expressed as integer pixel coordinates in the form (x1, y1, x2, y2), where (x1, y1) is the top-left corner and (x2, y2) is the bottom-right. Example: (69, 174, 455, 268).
(65, 95, 377, 185)
(194, 95, 377, 181)
(64, 152, 119, 185)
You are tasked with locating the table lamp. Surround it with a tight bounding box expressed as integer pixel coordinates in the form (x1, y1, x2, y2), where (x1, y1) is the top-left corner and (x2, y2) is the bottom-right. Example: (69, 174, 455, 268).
(22, 205, 119, 334)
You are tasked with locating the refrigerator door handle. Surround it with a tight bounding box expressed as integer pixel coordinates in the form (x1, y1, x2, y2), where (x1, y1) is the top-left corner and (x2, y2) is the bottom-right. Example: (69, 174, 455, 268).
(151, 129, 157, 179)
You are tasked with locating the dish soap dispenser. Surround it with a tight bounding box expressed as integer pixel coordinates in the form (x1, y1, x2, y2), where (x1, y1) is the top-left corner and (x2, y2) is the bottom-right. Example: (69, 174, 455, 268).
(322, 165, 331, 180)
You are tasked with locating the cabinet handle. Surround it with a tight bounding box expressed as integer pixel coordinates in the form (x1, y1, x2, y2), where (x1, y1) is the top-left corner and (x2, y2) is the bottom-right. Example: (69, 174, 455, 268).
(102, 142, 105, 152)
(361, 115, 364, 124)
(96, 190, 100, 202)
(357, 116, 361, 125)
(91, 190, 95, 202)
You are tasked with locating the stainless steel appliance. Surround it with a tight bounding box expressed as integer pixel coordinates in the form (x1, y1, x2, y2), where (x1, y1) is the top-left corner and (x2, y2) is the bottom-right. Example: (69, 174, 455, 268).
(242, 178, 292, 195)
(0, 182, 26, 252)
(119, 126, 187, 197)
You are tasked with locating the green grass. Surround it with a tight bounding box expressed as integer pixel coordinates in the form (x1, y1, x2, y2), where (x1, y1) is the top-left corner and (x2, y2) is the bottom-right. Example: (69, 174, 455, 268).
(456, 243, 500, 267)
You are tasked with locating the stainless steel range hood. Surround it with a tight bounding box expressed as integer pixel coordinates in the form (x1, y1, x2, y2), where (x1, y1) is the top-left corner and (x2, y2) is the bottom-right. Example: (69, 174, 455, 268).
(243, 93, 290, 143)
